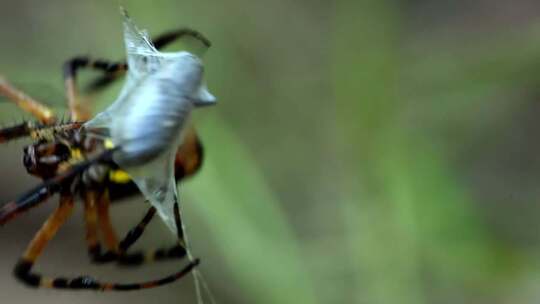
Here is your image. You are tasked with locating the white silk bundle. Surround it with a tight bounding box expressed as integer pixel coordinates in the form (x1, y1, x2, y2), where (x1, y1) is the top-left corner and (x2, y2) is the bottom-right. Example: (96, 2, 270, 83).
(85, 10, 216, 234)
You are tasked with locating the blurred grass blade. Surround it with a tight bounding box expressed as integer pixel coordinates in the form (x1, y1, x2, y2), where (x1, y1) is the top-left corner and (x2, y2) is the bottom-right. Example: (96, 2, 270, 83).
(335, 1, 503, 303)
(334, 1, 427, 303)
(186, 114, 319, 304)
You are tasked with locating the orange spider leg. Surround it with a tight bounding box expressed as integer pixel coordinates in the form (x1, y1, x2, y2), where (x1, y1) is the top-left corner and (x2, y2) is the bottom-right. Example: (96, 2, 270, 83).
(95, 189, 120, 255)
(63, 58, 124, 122)
(14, 190, 198, 291)
(0, 76, 56, 124)
(13, 191, 75, 288)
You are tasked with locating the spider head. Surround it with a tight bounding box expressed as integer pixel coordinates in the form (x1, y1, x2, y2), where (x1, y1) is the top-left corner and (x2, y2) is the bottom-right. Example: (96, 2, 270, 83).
(23, 141, 71, 179)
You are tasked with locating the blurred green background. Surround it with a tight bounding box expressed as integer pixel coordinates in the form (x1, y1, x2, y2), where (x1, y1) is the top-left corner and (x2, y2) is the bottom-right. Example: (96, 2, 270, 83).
(1, 0, 540, 303)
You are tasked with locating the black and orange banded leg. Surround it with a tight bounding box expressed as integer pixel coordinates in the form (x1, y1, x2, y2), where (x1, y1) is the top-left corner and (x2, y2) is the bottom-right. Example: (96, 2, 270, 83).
(14, 189, 198, 291)
(13, 191, 75, 288)
(83, 189, 102, 261)
(118, 200, 198, 265)
(0, 76, 56, 124)
(118, 206, 157, 253)
(82, 189, 117, 263)
(88, 206, 186, 266)
(116, 206, 187, 266)
(85, 190, 197, 290)
(95, 189, 120, 256)
(0, 121, 83, 144)
(152, 28, 211, 49)
(0, 121, 35, 143)
(83, 187, 148, 264)
(0, 173, 64, 226)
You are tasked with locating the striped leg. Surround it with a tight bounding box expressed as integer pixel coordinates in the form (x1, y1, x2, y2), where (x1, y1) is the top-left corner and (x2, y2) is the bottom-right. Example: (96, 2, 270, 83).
(97, 197, 202, 291)
(0, 173, 62, 226)
(118, 206, 157, 252)
(95, 189, 120, 255)
(152, 28, 211, 49)
(119, 188, 187, 253)
(83, 190, 186, 267)
(83, 189, 117, 263)
(83, 189, 101, 260)
(14, 189, 198, 291)
(0, 76, 56, 124)
(116, 244, 187, 267)
(88, 206, 186, 266)
(116, 206, 187, 266)
(0, 122, 35, 143)
(83, 191, 181, 265)
(13, 191, 75, 288)
(0, 121, 82, 144)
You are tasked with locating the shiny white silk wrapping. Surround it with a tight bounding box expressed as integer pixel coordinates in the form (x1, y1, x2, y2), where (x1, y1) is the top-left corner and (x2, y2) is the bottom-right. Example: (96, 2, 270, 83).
(85, 12, 216, 233)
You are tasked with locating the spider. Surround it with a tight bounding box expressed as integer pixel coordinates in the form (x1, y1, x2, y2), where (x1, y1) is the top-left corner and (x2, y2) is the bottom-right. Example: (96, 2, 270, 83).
(0, 15, 213, 291)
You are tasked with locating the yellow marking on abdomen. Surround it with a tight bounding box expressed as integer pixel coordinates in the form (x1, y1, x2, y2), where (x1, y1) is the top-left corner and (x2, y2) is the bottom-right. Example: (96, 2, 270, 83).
(104, 139, 115, 149)
(70, 148, 83, 161)
(109, 170, 131, 183)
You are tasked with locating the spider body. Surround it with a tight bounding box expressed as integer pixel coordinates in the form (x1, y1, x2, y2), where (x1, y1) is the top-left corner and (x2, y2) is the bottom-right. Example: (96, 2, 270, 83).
(0, 11, 213, 291)
(16, 121, 203, 200)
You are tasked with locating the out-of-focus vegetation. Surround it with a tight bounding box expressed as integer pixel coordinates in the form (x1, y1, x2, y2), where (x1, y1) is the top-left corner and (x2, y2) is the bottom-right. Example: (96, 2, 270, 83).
(1, 0, 540, 303)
